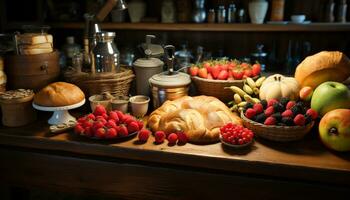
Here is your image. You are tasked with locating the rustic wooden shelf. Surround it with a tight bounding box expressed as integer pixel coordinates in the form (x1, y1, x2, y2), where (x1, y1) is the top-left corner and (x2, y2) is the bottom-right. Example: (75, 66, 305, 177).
(49, 22, 350, 32)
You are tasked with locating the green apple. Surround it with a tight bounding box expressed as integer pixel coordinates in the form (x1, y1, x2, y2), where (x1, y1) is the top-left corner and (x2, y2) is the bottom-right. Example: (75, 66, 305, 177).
(311, 81, 350, 116)
(319, 109, 350, 152)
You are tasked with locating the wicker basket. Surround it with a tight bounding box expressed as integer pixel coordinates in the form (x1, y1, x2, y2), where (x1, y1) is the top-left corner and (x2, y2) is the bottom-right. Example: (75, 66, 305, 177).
(64, 67, 135, 97)
(240, 112, 314, 142)
(191, 76, 258, 103)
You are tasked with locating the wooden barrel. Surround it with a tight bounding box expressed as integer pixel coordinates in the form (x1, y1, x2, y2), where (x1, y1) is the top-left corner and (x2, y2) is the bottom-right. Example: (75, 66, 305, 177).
(5, 51, 60, 91)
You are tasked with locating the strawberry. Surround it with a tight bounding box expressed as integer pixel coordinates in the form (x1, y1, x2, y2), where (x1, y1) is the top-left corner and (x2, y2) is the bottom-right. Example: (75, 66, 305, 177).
(102, 113, 109, 120)
(243, 69, 253, 77)
(207, 73, 213, 80)
(232, 70, 244, 80)
(118, 125, 128, 137)
(241, 62, 249, 69)
(138, 129, 151, 142)
(137, 120, 144, 129)
(95, 128, 106, 138)
(198, 68, 208, 79)
(221, 63, 228, 71)
(106, 128, 118, 138)
(217, 70, 229, 80)
(106, 120, 117, 129)
(264, 116, 277, 125)
(306, 109, 318, 120)
(203, 62, 211, 71)
(93, 121, 104, 131)
(294, 114, 306, 126)
(78, 117, 86, 124)
(74, 124, 84, 135)
(167, 133, 178, 145)
(115, 111, 125, 121)
(253, 103, 264, 114)
(84, 127, 93, 137)
(93, 105, 107, 116)
(245, 108, 257, 119)
(177, 131, 188, 144)
(95, 116, 107, 125)
(188, 66, 199, 76)
(154, 131, 166, 144)
(108, 111, 119, 123)
(252, 63, 261, 77)
(86, 113, 95, 120)
(282, 110, 294, 118)
(267, 99, 279, 107)
(122, 114, 134, 124)
(264, 106, 275, 117)
(211, 65, 221, 79)
(127, 121, 140, 133)
(83, 119, 94, 128)
(286, 101, 296, 110)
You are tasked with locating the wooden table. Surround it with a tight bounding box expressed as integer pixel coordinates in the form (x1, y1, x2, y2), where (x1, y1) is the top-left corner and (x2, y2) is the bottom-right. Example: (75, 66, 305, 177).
(0, 115, 350, 199)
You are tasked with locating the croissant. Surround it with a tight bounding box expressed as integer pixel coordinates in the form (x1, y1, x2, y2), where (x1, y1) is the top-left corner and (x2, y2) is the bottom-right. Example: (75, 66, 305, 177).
(148, 96, 242, 143)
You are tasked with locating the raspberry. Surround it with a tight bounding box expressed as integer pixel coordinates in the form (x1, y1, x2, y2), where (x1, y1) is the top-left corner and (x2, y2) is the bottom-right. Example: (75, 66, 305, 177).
(245, 108, 257, 119)
(282, 110, 294, 118)
(220, 124, 254, 145)
(286, 101, 296, 110)
(294, 114, 306, 126)
(260, 99, 267, 109)
(281, 117, 294, 126)
(177, 132, 188, 144)
(154, 131, 166, 144)
(93, 105, 107, 116)
(106, 128, 117, 138)
(253, 103, 264, 114)
(264, 106, 275, 117)
(118, 125, 128, 137)
(138, 129, 151, 142)
(267, 99, 278, 107)
(264, 116, 277, 125)
(167, 133, 178, 145)
(127, 121, 140, 134)
(95, 128, 106, 138)
(306, 109, 318, 120)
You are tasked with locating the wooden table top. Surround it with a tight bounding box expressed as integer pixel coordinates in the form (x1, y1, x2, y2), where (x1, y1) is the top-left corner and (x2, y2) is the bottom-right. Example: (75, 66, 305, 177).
(0, 114, 349, 186)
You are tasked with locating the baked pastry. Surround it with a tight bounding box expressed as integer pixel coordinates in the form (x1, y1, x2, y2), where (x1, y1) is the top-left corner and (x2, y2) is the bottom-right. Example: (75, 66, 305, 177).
(148, 96, 242, 144)
(34, 82, 85, 107)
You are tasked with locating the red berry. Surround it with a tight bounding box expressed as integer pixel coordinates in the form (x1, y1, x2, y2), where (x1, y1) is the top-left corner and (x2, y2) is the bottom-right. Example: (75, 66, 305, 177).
(217, 70, 229, 80)
(245, 108, 257, 119)
(167, 133, 178, 145)
(252, 63, 261, 77)
(102, 113, 109, 120)
(127, 121, 140, 134)
(282, 109, 294, 118)
(264, 106, 275, 117)
(211, 65, 221, 79)
(118, 125, 128, 137)
(93, 105, 107, 116)
(138, 129, 151, 142)
(137, 120, 144, 129)
(74, 124, 84, 135)
(264, 116, 277, 125)
(115, 111, 125, 121)
(106, 120, 117, 129)
(286, 101, 296, 110)
(188, 66, 199, 76)
(253, 103, 264, 114)
(154, 131, 166, 144)
(86, 113, 95, 120)
(93, 121, 104, 130)
(83, 119, 93, 128)
(95, 116, 107, 124)
(306, 109, 318, 120)
(177, 131, 188, 144)
(294, 114, 306, 126)
(78, 117, 86, 124)
(122, 114, 134, 124)
(95, 128, 106, 138)
(108, 111, 119, 123)
(106, 128, 118, 138)
(84, 127, 93, 137)
(267, 99, 278, 107)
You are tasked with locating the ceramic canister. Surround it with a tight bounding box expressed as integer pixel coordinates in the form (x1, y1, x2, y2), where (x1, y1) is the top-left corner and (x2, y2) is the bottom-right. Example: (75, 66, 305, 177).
(249, 0, 269, 24)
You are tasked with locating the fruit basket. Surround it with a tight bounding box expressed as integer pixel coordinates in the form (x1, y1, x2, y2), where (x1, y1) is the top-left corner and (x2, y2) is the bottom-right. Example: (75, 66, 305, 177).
(240, 112, 314, 142)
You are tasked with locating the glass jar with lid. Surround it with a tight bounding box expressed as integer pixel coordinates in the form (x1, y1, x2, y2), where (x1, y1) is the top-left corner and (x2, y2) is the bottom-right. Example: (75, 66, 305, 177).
(92, 32, 120, 73)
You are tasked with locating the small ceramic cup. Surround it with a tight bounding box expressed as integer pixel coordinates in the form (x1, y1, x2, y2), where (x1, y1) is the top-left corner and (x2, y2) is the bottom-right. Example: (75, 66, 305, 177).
(111, 96, 129, 113)
(129, 95, 150, 117)
(291, 15, 306, 23)
(89, 95, 111, 112)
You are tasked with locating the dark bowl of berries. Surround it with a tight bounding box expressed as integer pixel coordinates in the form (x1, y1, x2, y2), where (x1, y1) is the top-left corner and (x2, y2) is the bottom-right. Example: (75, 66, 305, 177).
(219, 123, 254, 149)
(240, 98, 317, 142)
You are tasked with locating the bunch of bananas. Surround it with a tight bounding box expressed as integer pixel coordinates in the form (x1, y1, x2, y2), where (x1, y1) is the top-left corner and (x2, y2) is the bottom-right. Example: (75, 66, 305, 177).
(226, 77, 266, 113)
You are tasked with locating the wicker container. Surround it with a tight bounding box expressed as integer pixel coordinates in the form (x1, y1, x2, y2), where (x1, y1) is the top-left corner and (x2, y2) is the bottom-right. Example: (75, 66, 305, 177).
(241, 112, 314, 142)
(64, 67, 135, 97)
(192, 76, 247, 103)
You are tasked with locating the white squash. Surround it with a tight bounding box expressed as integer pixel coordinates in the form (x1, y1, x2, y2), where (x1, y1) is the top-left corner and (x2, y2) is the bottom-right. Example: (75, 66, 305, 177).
(259, 74, 300, 101)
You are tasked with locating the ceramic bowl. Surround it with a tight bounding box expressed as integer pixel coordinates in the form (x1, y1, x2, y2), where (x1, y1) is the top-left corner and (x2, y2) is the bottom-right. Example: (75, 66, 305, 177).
(89, 95, 111, 112)
(291, 15, 306, 23)
(129, 95, 150, 117)
(111, 96, 130, 113)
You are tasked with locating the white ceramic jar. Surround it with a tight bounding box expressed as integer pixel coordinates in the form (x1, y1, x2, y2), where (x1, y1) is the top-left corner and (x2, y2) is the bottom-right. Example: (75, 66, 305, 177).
(249, 0, 269, 24)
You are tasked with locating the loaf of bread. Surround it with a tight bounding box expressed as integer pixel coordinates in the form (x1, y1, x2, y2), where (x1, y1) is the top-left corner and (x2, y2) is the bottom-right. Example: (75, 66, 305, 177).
(34, 82, 85, 107)
(148, 96, 242, 144)
(18, 33, 53, 45)
(295, 51, 350, 89)
(18, 33, 53, 55)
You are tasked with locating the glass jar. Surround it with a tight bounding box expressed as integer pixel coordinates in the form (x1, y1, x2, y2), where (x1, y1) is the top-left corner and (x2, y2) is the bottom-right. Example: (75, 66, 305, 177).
(92, 32, 120, 73)
(217, 5, 226, 23)
(227, 4, 236, 23)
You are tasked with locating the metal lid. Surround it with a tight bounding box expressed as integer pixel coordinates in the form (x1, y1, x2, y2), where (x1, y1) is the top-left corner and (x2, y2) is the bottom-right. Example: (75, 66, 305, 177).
(149, 71, 191, 88)
(133, 57, 164, 68)
(252, 44, 267, 57)
(96, 32, 116, 42)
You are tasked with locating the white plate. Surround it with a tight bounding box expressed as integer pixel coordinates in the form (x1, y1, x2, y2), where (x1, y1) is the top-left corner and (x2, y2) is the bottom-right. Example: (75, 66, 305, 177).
(267, 21, 288, 25)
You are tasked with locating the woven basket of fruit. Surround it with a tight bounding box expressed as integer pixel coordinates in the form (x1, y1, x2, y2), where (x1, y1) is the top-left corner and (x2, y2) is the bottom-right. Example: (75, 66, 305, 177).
(189, 60, 262, 103)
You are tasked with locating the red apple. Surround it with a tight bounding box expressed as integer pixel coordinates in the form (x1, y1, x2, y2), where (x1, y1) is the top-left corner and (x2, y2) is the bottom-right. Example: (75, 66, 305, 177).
(319, 109, 350, 152)
(299, 86, 313, 101)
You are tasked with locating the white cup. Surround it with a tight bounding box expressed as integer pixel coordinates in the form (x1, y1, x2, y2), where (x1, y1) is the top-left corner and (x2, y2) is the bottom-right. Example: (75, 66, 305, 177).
(129, 95, 150, 117)
(291, 15, 306, 23)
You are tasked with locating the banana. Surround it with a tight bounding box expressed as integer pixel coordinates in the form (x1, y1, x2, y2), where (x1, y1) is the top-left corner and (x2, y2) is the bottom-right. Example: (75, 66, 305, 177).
(255, 76, 266, 87)
(234, 94, 242, 104)
(244, 94, 259, 104)
(253, 87, 260, 95)
(237, 101, 247, 107)
(225, 86, 247, 97)
(230, 105, 238, 112)
(238, 107, 244, 113)
(246, 77, 256, 89)
(243, 84, 254, 95)
(252, 98, 261, 103)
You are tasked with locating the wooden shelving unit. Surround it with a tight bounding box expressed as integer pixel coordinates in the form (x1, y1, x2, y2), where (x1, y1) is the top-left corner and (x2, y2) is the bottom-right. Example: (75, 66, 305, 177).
(49, 22, 350, 32)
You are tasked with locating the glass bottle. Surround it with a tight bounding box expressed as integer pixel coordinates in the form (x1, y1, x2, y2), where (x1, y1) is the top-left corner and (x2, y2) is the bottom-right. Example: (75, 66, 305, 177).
(217, 5, 226, 23)
(92, 32, 120, 73)
(325, 0, 335, 22)
(208, 9, 216, 23)
(62, 36, 81, 67)
(337, 0, 348, 23)
(227, 4, 237, 23)
(270, 0, 285, 21)
(192, 0, 206, 23)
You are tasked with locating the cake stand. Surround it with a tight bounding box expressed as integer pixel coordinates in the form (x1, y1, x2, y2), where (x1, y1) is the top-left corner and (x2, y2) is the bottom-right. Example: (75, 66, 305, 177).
(33, 99, 85, 125)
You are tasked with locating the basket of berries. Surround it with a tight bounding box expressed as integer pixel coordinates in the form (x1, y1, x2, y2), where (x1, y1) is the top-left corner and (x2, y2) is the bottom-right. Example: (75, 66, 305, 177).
(240, 98, 318, 142)
(188, 60, 261, 103)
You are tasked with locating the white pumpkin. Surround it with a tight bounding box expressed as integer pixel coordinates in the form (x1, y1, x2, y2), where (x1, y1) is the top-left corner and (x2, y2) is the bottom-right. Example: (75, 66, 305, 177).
(259, 74, 300, 101)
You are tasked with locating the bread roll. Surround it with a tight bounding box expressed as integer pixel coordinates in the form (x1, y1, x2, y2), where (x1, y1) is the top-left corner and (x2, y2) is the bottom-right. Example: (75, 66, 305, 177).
(34, 82, 85, 107)
(148, 96, 242, 144)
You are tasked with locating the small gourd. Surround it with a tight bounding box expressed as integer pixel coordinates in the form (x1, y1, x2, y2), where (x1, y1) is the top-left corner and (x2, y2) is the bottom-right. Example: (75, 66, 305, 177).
(259, 74, 300, 101)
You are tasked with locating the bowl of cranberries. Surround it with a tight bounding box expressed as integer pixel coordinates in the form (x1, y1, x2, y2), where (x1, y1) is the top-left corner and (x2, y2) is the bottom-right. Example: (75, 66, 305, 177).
(219, 123, 254, 148)
(240, 98, 317, 142)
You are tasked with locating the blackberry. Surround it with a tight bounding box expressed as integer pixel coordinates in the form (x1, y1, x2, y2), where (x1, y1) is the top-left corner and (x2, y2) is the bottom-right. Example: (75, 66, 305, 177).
(282, 117, 294, 126)
(255, 113, 267, 123)
(280, 97, 289, 106)
(305, 115, 313, 124)
(260, 99, 267, 109)
(272, 112, 282, 122)
(244, 102, 254, 110)
(273, 102, 285, 112)
(291, 105, 301, 115)
(296, 102, 306, 114)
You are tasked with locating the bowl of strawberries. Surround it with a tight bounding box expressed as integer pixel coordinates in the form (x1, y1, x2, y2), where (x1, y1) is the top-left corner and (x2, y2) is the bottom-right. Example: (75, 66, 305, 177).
(189, 59, 261, 103)
(240, 98, 317, 142)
